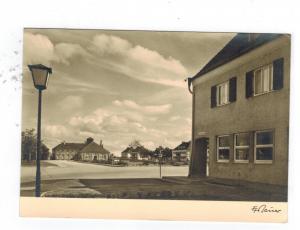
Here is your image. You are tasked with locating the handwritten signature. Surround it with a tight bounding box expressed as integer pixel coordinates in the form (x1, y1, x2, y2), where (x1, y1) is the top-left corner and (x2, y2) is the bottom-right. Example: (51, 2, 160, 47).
(251, 204, 282, 214)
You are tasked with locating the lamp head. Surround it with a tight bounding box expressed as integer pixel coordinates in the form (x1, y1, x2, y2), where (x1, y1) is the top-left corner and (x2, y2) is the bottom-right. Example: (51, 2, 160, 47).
(28, 64, 52, 90)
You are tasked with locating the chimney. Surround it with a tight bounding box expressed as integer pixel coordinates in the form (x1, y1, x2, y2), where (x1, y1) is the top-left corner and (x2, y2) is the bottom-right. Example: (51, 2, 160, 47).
(100, 140, 103, 147)
(86, 137, 94, 144)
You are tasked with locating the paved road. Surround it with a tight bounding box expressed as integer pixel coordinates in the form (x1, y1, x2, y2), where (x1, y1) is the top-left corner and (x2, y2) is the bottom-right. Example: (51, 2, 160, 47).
(21, 160, 189, 183)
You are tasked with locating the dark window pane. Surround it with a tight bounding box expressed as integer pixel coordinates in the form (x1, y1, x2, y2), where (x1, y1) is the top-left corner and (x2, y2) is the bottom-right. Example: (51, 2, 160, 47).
(256, 131, 273, 145)
(219, 136, 230, 147)
(235, 149, 249, 160)
(218, 149, 230, 160)
(236, 133, 250, 146)
(254, 69, 263, 94)
(256, 147, 273, 161)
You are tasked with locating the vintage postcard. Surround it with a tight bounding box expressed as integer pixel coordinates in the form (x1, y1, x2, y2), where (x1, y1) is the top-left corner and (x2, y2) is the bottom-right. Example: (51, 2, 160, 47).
(20, 29, 290, 222)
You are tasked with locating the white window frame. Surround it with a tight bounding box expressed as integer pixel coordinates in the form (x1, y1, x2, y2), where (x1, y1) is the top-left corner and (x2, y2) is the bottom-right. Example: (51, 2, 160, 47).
(234, 133, 250, 163)
(254, 130, 274, 164)
(253, 64, 273, 96)
(216, 81, 229, 106)
(217, 135, 230, 163)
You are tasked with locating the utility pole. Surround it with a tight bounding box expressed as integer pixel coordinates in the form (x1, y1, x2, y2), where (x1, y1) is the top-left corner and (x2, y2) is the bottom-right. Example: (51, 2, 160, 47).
(159, 150, 162, 179)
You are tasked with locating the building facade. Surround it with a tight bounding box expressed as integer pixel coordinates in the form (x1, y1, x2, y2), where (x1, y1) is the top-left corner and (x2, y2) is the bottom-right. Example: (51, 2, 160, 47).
(52, 138, 110, 162)
(121, 146, 151, 160)
(52, 142, 85, 160)
(189, 33, 290, 186)
(172, 141, 191, 162)
(79, 140, 110, 161)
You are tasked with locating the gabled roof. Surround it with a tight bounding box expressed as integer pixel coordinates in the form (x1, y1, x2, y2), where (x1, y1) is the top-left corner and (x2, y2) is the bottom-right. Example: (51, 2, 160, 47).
(80, 141, 110, 154)
(122, 146, 151, 155)
(192, 33, 282, 80)
(173, 141, 191, 151)
(52, 143, 85, 152)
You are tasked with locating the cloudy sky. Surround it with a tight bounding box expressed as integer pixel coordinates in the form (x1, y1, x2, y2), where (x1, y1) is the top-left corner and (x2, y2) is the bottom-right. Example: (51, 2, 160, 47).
(22, 29, 234, 155)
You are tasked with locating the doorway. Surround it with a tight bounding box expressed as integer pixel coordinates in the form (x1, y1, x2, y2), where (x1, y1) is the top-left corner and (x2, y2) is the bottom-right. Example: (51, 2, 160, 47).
(190, 137, 209, 177)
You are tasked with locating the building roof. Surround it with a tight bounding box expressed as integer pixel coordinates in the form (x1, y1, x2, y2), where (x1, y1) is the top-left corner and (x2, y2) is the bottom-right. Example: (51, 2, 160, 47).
(80, 141, 110, 154)
(122, 146, 151, 155)
(173, 141, 191, 151)
(52, 143, 86, 152)
(192, 33, 282, 80)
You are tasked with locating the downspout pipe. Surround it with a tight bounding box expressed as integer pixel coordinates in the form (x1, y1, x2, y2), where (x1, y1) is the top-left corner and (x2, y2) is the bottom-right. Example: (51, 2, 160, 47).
(185, 77, 194, 177)
(185, 77, 193, 94)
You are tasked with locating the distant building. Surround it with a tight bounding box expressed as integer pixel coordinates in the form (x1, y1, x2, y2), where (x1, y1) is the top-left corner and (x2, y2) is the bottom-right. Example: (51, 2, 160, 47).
(172, 141, 191, 162)
(80, 140, 110, 161)
(121, 146, 151, 160)
(52, 142, 85, 160)
(110, 156, 122, 165)
(52, 137, 110, 162)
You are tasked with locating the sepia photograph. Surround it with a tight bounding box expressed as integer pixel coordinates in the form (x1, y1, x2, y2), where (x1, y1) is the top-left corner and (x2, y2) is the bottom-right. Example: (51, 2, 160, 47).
(20, 29, 290, 205)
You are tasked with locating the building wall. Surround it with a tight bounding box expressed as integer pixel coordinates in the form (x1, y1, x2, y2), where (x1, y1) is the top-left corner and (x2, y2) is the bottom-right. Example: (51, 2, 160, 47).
(81, 153, 109, 161)
(191, 36, 290, 185)
(54, 149, 78, 160)
(172, 150, 189, 161)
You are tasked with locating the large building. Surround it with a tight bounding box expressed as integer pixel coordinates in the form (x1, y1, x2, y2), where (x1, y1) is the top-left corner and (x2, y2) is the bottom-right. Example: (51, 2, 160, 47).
(52, 137, 110, 161)
(188, 33, 290, 185)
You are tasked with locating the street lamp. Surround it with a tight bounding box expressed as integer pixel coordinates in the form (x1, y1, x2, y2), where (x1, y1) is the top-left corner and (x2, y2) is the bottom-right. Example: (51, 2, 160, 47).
(28, 64, 52, 197)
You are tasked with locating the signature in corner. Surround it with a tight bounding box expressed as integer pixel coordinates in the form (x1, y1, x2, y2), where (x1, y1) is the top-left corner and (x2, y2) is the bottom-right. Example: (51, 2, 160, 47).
(251, 204, 282, 214)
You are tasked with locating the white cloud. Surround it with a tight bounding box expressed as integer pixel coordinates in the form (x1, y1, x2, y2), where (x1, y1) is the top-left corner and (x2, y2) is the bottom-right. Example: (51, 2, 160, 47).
(58, 95, 83, 110)
(24, 32, 188, 88)
(170, 115, 181, 121)
(88, 34, 188, 87)
(54, 43, 90, 65)
(70, 110, 148, 135)
(44, 125, 69, 139)
(113, 99, 172, 115)
(23, 33, 57, 65)
(90, 34, 132, 55)
(23, 32, 88, 66)
(67, 102, 172, 149)
(185, 118, 192, 126)
(141, 141, 156, 150)
(129, 45, 186, 76)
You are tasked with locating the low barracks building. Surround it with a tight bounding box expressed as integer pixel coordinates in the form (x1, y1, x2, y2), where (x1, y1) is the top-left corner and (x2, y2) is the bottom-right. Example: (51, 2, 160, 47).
(188, 33, 290, 185)
(52, 137, 110, 162)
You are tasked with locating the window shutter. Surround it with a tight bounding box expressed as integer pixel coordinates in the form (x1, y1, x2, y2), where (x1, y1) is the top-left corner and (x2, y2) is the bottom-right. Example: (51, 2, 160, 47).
(245, 70, 254, 98)
(211, 85, 217, 108)
(273, 58, 284, 90)
(229, 77, 237, 102)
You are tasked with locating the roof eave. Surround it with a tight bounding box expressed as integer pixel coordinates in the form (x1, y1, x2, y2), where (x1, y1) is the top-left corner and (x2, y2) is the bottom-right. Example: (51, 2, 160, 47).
(191, 33, 283, 82)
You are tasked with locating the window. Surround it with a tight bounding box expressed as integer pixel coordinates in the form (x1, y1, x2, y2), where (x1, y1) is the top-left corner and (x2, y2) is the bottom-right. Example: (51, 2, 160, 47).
(217, 135, 230, 162)
(234, 133, 250, 162)
(255, 130, 274, 163)
(246, 58, 284, 98)
(211, 77, 236, 108)
(216, 81, 229, 106)
(253, 64, 273, 95)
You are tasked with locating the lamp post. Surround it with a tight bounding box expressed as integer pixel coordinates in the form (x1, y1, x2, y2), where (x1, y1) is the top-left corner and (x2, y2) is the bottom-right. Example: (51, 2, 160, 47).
(28, 64, 52, 197)
(158, 150, 162, 179)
